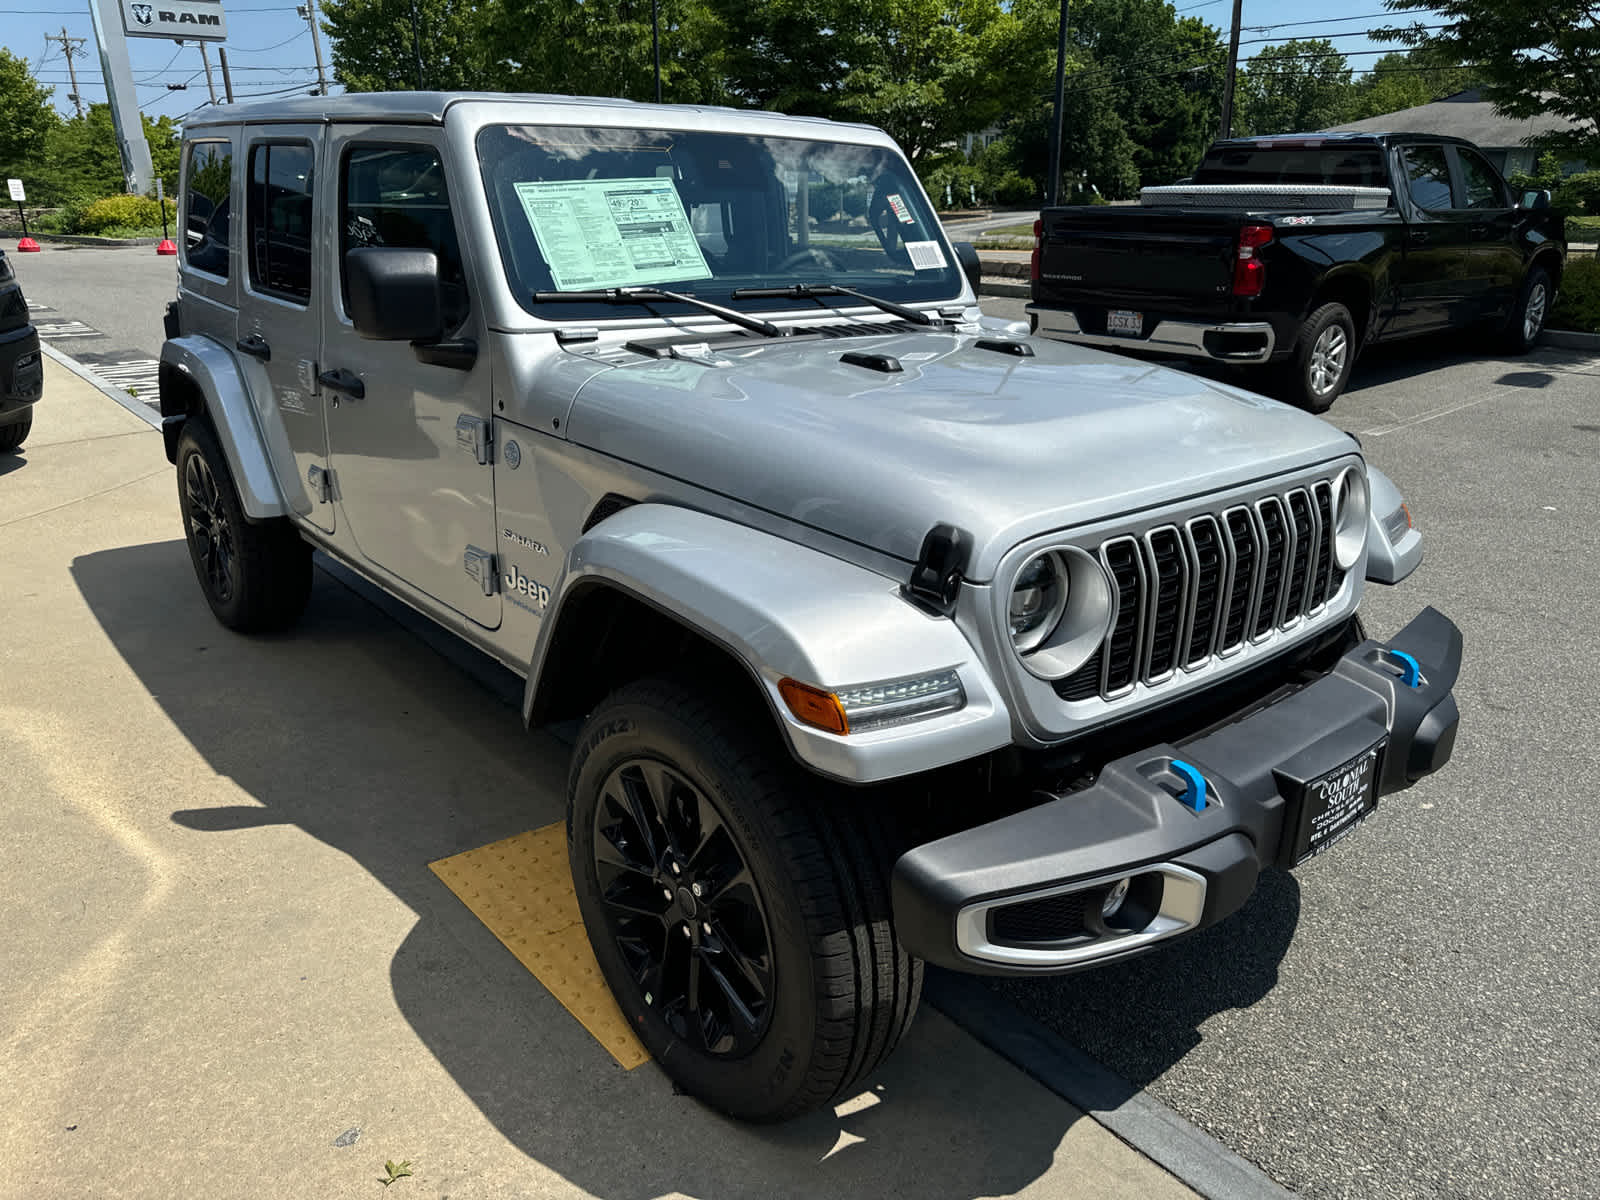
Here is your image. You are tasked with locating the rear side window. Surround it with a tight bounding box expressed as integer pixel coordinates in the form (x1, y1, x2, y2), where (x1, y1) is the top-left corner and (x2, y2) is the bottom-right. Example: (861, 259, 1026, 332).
(248, 142, 314, 303)
(183, 139, 233, 278)
(340, 144, 468, 328)
(1401, 147, 1453, 212)
(1455, 147, 1507, 210)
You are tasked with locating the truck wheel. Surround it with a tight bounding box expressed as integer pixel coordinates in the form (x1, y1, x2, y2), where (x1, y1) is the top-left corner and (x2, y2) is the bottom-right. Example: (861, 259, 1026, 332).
(175, 420, 311, 632)
(568, 676, 921, 1121)
(1278, 302, 1356, 414)
(0, 413, 30, 451)
(1501, 266, 1550, 354)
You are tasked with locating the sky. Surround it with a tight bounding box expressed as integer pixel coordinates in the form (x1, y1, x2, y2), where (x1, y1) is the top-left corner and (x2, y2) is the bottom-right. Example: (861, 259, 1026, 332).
(2, 0, 1441, 125)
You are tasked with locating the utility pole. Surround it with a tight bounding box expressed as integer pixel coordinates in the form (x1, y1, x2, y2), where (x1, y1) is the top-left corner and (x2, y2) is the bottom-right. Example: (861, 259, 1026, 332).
(217, 46, 235, 102)
(1047, 1, 1070, 206)
(45, 28, 87, 118)
(1219, 0, 1244, 139)
(652, 0, 662, 103)
(199, 43, 218, 104)
(297, 1, 329, 95)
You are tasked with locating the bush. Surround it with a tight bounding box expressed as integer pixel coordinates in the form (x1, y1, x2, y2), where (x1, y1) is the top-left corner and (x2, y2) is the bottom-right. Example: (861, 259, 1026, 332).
(76, 194, 176, 234)
(1549, 257, 1600, 333)
(1557, 172, 1600, 217)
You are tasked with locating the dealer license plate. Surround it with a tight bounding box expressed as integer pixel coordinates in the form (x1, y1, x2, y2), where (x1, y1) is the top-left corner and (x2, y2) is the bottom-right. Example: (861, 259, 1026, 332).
(1291, 740, 1384, 865)
(1106, 309, 1143, 337)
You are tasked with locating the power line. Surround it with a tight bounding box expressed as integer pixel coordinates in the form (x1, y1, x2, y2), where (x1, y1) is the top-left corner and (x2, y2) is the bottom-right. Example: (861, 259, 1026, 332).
(230, 29, 310, 54)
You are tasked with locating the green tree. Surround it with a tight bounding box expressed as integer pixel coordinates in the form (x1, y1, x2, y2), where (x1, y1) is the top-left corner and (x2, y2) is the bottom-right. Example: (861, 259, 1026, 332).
(1378, 0, 1600, 162)
(145, 114, 182, 197)
(1238, 38, 1354, 136)
(1344, 49, 1476, 123)
(0, 49, 59, 186)
(322, 0, 502, 92)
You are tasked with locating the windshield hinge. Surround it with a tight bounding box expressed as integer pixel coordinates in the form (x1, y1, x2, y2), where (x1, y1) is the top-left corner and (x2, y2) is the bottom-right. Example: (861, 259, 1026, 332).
(903, 523, 973, 616)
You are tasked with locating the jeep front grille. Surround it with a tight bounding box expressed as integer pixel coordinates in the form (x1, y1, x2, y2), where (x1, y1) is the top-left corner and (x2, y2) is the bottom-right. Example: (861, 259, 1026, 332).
(1055, 479, 1346, 703)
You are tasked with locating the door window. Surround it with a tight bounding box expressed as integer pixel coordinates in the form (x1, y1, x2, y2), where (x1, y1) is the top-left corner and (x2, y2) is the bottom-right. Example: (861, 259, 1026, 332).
(1455, 147, 1507, 210)
(248, 142, 315, 303)
(1401, 146, 1453, 212)
(182, 139, 233, 278)
(340, 144, 468, 329)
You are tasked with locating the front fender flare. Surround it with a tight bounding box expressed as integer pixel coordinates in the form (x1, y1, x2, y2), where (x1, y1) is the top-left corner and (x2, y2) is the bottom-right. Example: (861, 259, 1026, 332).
(160, 336, 288, 520)
(524, 504, 1013, 784)
(1365, 464, 1423, 584)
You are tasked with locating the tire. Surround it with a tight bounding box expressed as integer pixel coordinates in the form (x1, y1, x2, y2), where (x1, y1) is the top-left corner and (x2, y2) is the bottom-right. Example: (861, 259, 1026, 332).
(0, 412, 30, 452)
(1501, 266, 1551, 355)
(175, 419, 312, 632)
(1276, 302, 1357, 414)
(568, 677, 921, 1122)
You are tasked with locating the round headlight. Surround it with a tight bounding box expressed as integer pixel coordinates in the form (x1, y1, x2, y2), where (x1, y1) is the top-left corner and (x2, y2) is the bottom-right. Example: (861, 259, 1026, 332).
(1333, 467, 1369, 570)
(1009, 552, 1069, 653)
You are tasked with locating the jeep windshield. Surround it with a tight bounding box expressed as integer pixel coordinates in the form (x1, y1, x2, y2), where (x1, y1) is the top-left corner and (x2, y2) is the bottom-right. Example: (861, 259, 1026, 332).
(476, 124, 964, 322)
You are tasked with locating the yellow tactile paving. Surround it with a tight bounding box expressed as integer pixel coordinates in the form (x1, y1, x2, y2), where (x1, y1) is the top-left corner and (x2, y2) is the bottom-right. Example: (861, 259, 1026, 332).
(429, 823, 651, 1069)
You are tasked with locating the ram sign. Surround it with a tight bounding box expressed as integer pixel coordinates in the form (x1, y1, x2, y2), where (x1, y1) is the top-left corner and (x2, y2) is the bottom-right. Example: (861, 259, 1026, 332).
(120, 0, 228, 42)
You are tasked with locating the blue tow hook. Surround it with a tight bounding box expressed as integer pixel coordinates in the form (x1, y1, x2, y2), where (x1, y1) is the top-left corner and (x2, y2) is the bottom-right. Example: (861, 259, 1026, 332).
(1170, 760, 1208, 813)
(1381, 648, 1423, 688)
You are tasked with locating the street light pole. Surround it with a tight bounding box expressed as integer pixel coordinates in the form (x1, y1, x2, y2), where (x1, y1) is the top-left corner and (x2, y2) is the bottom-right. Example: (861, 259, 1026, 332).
(1047, 0, 1069, 206)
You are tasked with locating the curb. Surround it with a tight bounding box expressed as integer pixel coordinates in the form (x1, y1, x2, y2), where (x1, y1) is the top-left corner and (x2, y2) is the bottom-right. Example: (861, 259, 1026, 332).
(3, 231, 163, 247)
(1543, 328, 1600, 349)
(980, 278, 1031, 299)
(40, 342, 161, 430)
(926, 971, 1295, 1200)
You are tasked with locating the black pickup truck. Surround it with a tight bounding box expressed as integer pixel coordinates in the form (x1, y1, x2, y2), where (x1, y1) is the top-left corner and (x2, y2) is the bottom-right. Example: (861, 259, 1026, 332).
(1027, 132, 1568, 410)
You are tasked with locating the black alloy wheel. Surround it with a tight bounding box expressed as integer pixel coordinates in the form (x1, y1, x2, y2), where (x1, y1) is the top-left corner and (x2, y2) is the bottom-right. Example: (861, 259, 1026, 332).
(184, 450, 237, 605)
(592, 757, 775, 1057)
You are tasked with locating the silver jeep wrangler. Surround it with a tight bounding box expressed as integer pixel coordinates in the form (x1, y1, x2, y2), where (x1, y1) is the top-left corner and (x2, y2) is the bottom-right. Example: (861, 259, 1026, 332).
(160, 93, 1462, 1122)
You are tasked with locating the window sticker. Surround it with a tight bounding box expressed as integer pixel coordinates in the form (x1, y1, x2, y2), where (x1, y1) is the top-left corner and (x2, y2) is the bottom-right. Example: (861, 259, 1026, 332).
(904, 240, 948, 271)
(886, 193, 915, 224)
(512, 176, 712, 291)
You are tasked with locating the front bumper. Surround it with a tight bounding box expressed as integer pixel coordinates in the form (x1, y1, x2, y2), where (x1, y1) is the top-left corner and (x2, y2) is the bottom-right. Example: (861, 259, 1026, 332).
(1028, 305, 1276, 364)
(893, 606, 1462, 976)
(0, 323, 42, 414)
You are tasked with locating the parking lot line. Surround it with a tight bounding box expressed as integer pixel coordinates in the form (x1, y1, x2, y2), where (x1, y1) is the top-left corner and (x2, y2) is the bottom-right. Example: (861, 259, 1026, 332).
(429, 824, 651, 1070)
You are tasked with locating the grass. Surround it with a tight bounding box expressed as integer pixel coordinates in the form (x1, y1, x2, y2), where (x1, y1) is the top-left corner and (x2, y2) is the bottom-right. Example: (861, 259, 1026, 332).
(1566, 215, 1600, 244)
(970, 237, 1035, 251)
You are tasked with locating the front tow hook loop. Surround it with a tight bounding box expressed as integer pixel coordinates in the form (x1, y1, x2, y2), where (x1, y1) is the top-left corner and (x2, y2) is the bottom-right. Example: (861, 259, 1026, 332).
(1170, 760, 1208, 813)
(1380, 648, 1423, 688)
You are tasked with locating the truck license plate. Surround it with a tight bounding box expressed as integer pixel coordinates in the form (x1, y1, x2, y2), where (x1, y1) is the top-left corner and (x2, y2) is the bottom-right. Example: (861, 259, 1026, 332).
(1291, 740, 1384, 865)
(1107, 309, 1142, 336)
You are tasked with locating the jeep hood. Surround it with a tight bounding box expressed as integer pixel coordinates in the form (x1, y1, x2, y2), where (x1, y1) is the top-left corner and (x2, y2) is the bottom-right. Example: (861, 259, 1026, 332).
(563, 328, 1355, 580)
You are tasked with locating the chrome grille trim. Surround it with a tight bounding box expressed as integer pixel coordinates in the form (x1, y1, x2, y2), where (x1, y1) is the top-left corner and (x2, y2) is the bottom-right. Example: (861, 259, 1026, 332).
(1056, 474, 1348, 704)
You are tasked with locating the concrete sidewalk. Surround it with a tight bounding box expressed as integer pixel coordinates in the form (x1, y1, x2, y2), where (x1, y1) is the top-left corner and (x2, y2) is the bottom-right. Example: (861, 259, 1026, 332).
(0, 357, 1197, 1199)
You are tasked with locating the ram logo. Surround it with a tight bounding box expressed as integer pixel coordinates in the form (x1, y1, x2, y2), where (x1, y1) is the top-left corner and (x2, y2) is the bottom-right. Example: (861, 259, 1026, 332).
(130, 3, 154, 23)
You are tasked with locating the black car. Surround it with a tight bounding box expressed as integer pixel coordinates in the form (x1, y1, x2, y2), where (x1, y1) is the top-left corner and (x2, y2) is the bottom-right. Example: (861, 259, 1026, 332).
(1028, 132, 1568, 410)
(1, 247, 42, 450)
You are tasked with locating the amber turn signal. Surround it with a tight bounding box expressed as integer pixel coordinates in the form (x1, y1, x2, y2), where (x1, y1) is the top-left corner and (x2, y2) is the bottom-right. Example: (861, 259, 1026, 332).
(778, 678, 849, 736)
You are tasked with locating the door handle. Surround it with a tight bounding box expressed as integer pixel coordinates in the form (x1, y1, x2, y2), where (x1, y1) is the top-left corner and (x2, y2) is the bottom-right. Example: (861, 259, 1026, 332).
(235, 333, 271, 361)
(318, 368, 365, 399)
(1407, 230, 1429, 246)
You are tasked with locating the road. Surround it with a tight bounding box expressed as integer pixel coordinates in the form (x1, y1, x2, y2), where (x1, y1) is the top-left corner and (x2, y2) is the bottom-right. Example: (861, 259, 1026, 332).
(15, 247, 1600, 1199)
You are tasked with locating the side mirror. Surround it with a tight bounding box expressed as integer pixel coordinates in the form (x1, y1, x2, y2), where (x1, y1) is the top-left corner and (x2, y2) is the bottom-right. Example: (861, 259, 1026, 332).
(951, 240, 982, 295)
(1519, 189, 1551, 211)
(345, 247, 444, 342)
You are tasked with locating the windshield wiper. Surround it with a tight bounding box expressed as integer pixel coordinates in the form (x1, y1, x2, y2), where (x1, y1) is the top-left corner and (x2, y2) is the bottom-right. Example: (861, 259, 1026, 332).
(730, 283, 946, 327)
(531, 287, 783, 339)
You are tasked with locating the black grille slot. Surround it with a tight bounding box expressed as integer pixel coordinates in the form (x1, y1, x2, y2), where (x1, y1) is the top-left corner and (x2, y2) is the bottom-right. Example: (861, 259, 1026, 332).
(1284, 490, 1314, 622)
(1102, 538, 1144, 694)
(1144, 527, 1187, 679)
(1185, 517, 1225, 666)
(1056, 647, 1104, 701)
(990, 891, 1091, 945)
(1311, 482, 1335, 609)
(1253, 499, 1289, 638)
(808, 319, 924, 339)
(1222, 508, 1257, 651)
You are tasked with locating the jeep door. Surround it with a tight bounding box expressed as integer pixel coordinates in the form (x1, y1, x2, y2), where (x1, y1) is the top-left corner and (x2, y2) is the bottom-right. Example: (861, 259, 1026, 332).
(239, 127, 334, 533)
(320, 128, 500, 630)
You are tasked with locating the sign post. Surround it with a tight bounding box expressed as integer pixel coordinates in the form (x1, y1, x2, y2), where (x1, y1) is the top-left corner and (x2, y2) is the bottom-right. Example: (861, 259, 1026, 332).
(9, 179, 40, 252)
(155, 177, 176, 256)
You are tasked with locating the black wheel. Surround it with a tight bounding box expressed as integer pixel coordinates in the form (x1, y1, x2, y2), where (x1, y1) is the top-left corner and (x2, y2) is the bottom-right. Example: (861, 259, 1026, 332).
(176, 419, 312, 632)
(1276, 301, 1356, 413)
(568, 677, 921, 1122)
(0, 412, 30, 452)
(1501, 266, 1551, 354)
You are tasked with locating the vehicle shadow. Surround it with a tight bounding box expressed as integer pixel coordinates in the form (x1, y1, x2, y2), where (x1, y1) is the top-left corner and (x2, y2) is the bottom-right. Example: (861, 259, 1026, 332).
(74, 537, 1198, 1199)
(0, 448, 25, 477)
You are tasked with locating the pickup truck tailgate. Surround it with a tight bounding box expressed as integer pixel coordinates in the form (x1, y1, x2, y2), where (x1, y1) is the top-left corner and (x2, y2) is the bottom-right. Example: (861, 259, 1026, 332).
(1036, 208, 1239, 302)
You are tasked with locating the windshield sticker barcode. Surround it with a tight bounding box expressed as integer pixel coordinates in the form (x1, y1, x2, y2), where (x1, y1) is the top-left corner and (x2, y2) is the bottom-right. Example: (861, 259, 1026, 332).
(904, 240, 947, 271)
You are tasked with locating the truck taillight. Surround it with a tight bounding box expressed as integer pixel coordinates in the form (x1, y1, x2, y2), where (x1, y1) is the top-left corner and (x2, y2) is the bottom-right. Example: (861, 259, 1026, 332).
(1232, 223, 1273, 298)
(1031, 219, 1043, 282)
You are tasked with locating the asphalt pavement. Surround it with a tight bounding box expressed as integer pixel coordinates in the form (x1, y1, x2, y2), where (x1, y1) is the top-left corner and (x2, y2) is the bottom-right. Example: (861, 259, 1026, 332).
(11, 246, 1600, 1198)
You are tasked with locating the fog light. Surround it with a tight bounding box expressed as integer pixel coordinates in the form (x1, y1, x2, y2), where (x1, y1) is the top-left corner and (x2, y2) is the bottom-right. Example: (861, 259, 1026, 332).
(1100, 876, 1131, 919)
